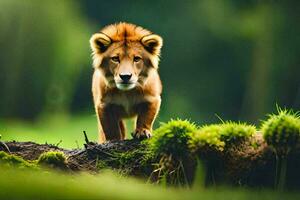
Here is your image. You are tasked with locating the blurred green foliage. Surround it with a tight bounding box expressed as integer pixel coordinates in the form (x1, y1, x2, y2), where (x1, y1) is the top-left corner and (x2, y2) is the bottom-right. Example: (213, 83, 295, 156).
(0, 0, 91, 119)
(0, 114, 98, 148)
(1, 166, 300, 200)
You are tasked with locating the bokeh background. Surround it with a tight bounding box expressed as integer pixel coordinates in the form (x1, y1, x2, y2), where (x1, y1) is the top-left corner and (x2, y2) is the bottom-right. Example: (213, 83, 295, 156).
(0, 0, 299, 148)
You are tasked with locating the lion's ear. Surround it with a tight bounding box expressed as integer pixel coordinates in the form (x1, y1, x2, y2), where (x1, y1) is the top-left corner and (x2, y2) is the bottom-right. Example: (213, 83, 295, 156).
(90, 33, 112, 53)
(141, 34, 163, 56)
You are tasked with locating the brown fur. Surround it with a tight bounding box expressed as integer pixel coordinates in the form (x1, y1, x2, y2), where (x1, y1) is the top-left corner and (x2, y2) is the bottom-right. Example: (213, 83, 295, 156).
(90, 22, 163, 143)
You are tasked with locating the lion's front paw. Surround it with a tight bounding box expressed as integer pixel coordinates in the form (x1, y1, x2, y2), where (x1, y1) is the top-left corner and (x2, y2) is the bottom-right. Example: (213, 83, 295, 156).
(132, 129, 152, 140)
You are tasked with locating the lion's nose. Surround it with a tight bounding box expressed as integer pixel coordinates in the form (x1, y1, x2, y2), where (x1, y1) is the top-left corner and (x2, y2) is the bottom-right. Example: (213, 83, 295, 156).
(119, 73, 132, 82)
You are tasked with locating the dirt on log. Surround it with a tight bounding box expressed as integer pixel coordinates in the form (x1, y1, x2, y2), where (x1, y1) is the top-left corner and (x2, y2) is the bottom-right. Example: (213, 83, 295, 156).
(1, 135, 300, 188)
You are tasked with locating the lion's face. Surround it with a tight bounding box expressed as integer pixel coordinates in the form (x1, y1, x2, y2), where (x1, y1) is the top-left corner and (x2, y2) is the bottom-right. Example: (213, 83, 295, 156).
(97, 41, 153, 91)
(90, 23, 163, 91)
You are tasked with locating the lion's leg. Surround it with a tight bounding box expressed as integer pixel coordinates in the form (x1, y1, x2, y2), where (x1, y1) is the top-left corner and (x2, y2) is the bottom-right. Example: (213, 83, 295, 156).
(133, 99, 161, 139)
(97, 105, 122, 141)
(119, 120, 126, 140)
(95, 106, 106, 143)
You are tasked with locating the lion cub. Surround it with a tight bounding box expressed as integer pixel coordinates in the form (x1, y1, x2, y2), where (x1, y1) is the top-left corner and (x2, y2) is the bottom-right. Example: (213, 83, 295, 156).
(90, 22, 163, 143)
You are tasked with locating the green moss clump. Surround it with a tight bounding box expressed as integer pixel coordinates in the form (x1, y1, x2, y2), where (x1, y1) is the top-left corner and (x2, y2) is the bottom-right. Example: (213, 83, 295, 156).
(95, 146, 154, 176)
(37, 151, 67, 169)
(221, 122, 256, 143)
(148, 119, 198, 158)
(0, 151, 37, 169)
(117, 148, 154, 168)
(189, 125, 224, 151)
(96, 158, 109, 170)
(146, 119, 198, 185)
(261, 109, 300, 154)
(190, 122, 256, 152)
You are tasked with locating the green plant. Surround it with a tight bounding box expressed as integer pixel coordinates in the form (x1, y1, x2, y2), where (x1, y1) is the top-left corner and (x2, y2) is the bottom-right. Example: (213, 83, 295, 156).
(37, 151, 67, 169)
(189, 122, 256, 186)
(117, 148, 154, 168)
(0, 151, 37, 169)
(262, 109, 300, 154)
(95, 146, 155, 176)
(189, 122, 256, 152)
(148, 119, 198, 158)
(147, 119, 198, 185)
(261, 108, 300, 190)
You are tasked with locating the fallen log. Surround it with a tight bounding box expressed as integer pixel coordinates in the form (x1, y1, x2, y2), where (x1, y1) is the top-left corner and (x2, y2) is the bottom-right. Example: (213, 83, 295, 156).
(1, 133, 300, 189)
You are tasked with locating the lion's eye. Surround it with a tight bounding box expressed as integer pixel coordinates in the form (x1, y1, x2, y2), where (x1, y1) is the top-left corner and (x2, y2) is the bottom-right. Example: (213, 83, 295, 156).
(111, 56, 120, 63)
(133, 56, 142, 62)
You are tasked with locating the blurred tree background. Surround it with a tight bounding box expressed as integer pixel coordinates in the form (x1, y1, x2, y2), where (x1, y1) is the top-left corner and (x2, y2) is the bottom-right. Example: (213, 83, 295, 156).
(0, 0, 299, 146)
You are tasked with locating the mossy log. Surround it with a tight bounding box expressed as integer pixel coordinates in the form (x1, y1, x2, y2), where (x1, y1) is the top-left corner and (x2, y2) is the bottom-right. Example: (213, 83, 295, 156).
(1, 140, 147, 172)
(1, 134, 300, 188)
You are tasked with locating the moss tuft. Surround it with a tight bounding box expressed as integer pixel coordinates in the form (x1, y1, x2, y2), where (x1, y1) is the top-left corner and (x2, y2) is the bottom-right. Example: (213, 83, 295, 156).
(117, 148, 154, 168)
(261, 109, 300, 155)
(190, 122, 256, 152)
(148, 119, 198, 158)
(189, 125, 224, 151)
(96, 146, 155, 175)
(0, 151, 37, 169)
(145, 119, 198, 185)
(37, 151, 67, 169)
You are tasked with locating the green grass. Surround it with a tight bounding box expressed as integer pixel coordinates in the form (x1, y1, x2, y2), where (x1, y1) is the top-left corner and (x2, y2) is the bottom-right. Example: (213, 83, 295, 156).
(0, 166, 299, 200)
(0, 113, 134, 149)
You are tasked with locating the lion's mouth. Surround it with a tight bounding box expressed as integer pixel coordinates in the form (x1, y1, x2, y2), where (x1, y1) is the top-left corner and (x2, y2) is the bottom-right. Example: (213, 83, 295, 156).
(116, 82, 136, 91)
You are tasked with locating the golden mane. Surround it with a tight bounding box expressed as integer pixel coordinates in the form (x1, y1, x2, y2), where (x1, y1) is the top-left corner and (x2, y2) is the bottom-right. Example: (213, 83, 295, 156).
(100, 22, 152, 42)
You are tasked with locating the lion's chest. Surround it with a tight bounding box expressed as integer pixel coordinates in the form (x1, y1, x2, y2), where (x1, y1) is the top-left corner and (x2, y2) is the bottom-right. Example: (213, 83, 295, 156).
(102, 92, 145, 116)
